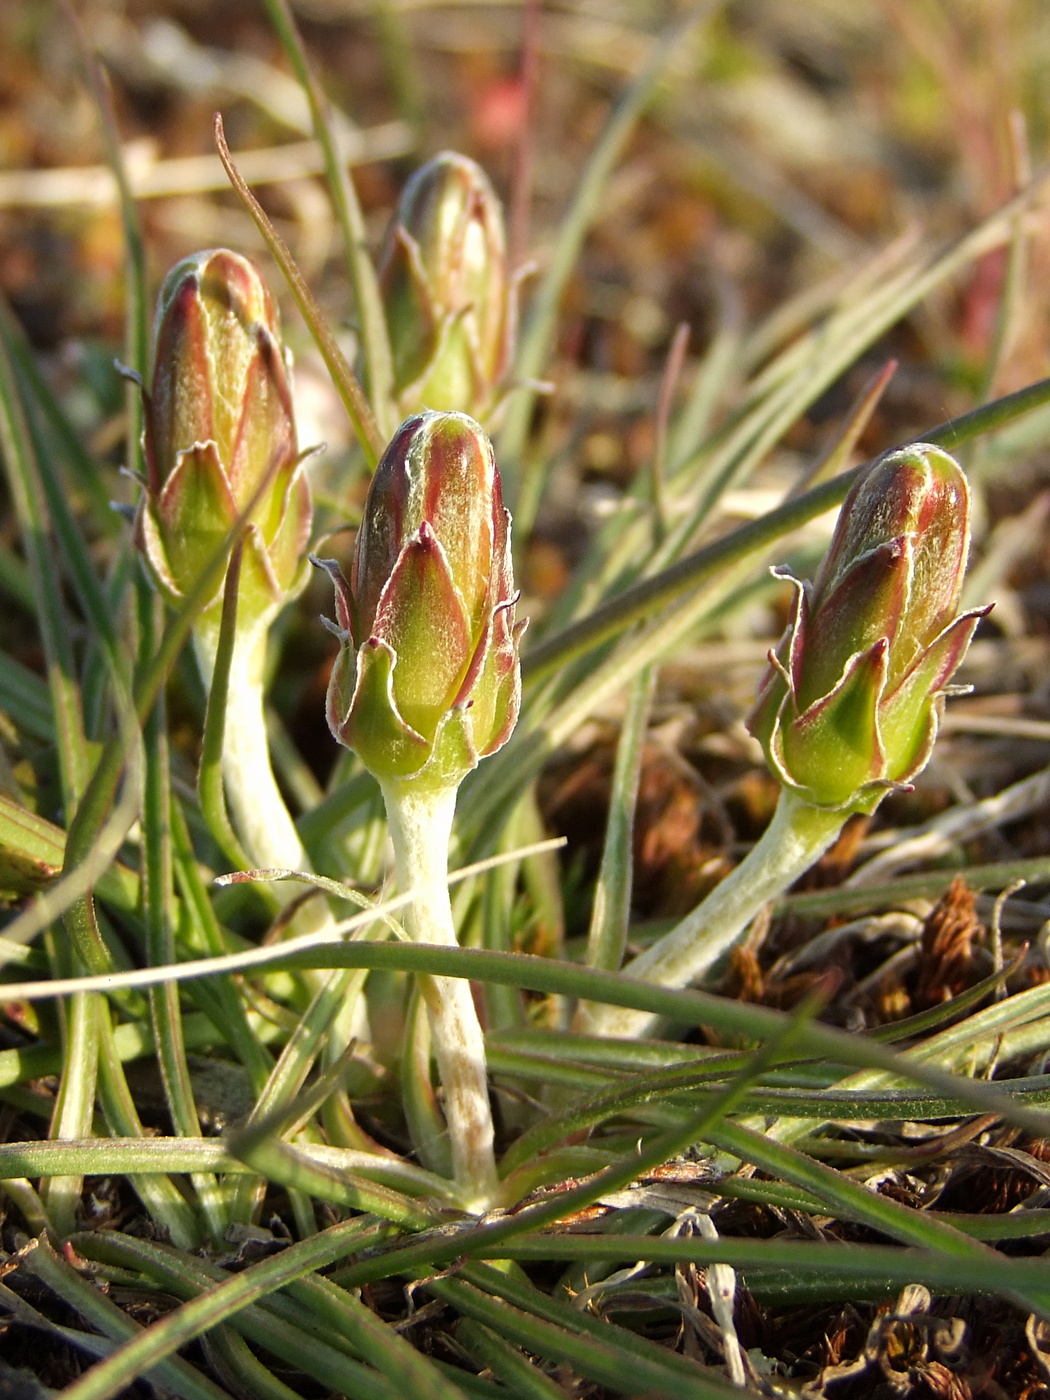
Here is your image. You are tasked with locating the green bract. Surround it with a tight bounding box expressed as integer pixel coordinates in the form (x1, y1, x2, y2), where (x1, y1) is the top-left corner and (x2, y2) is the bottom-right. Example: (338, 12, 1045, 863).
(379, 153, 511, 421)
(136, 248, 312, 627)
(748, 444, 989, 812)
(315, 411, 524, 790)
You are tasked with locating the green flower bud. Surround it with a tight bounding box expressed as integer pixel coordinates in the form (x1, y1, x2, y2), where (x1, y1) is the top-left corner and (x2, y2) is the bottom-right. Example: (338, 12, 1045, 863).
(315, 411, 524, 790)
(748, 445, 989, 811)
(378, 153, 511, 420)
(136, 248, 312, 625)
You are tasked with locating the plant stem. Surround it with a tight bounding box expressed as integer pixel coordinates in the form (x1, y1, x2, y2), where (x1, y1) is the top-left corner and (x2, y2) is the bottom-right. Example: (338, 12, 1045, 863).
(578, 789, 845, 1039)
(194, 619, 308, 878)
(380, 778, 498, 1212)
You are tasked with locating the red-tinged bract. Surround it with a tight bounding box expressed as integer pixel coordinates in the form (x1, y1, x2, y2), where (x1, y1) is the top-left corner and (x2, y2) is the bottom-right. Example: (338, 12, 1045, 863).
(316, 411, 524, 789)
(379, 153, 511, 421)
(136, 249, 312, 625)
(748, 444, 989, 811)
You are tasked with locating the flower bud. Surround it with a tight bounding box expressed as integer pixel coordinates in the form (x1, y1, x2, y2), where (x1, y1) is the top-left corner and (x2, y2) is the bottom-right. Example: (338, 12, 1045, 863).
(136, 248, 312, 625)
(748, 445, 989, 811)
(378, 153, 511, 420)
(315, 411, 524, 789)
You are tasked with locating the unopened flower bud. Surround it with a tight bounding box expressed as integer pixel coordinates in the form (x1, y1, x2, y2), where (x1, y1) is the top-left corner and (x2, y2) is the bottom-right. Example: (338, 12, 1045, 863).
(748, 445, 989, 811)
(379, 153, 511, 420)
(136, 248, 312, 625)
(315, 411, 524, 789)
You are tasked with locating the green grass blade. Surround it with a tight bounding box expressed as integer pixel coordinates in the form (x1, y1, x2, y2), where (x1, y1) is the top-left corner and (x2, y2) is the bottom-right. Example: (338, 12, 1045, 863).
(226, 1116, 440, 1226)
(428, 1274, 736, 1400)
(0, 1136, 453, 1194)
(585, 665, 653, 972)
(454, 1318, 568, 1400)
(39, 989, 100, 1238)
(285, 1273, 473, 1400)
(460, 1261, 740, 1390)
(0, 292, 90, 809)
(138, 586, 224, 1243)
(497, 9, 716, 496)
(169, 796, 275, 1092)
(12, 939, 1050, 1142)
(69, 1227, 406, 1400)
(477, 1236, 1050, 1316)
(94, 1007, 202, 1250)
(0, 296, 114, 526)
(75, 10, 149, 474)
(709, 1120, 991, 1257)
(201, 1329, 303, 1400)
(21, 1236, 232, 1400)
(0, 644, 51, 739)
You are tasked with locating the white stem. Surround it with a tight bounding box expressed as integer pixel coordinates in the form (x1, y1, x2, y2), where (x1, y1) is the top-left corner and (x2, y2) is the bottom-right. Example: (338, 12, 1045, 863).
(380, 778, 499, 1213)
(578, 789, 845, 1039)
(194, 617, 370, 1048)
(194, 620, 308, 875)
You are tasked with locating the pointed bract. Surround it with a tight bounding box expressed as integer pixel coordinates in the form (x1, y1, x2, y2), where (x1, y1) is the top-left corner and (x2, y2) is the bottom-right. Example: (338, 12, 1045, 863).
(373, 524, 474, 741)
(343, 638, 431, 779)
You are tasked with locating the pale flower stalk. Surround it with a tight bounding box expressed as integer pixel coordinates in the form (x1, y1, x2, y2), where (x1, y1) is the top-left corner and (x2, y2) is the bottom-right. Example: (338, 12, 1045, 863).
(136, 249, 323, 915)
(381, 781, 498, 1209)
(192, 615, 307, 878)
(317, 410, 524, 1209)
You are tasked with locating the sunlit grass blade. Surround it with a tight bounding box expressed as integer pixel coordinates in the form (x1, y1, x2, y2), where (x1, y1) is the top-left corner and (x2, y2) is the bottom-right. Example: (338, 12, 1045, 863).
(9, 940, 1050, 1141)
(497, 8, 718, 497)
(458, 376, 1050, 843)
(461, 1261, 741, 1390)
(520, 373, 1050, 689)
(214, 115, 384, 465)
(0, 797, 138, 937)
(38, 988, 100, 1238)
(227, 1109, 440, 1225)
(402, 984, 455, 1177)
(0, 292, 90, 811)
(708, 1119, 996, 1257)
(0, 1136, 457, 1197)
(781, 851, 1050, 918)
(667, 170, 1050, 547)
(258, 0, 396, 436)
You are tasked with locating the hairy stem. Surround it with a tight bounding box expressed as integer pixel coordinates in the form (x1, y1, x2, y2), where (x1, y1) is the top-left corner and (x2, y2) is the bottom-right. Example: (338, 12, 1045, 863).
(380, 779, 498, 1212)
(194, 619, 307, 876)
(578, 789, 845, 1038)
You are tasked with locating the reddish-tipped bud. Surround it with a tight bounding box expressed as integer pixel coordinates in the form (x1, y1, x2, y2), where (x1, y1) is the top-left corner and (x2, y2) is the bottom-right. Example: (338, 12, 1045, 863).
(378, 153, 511, 421)
(136, 249, 312, 624)
(748, 445, 988, 811)
(315, 411, 524, 789)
